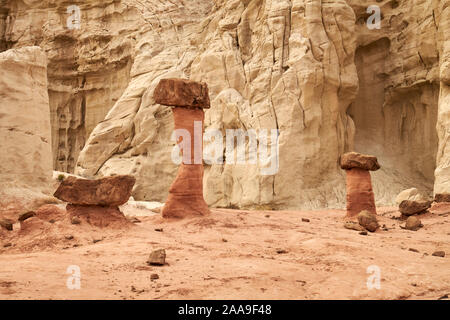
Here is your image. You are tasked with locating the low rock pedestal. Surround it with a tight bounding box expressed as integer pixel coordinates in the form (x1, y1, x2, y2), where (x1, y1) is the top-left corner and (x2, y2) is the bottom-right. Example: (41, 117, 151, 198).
(340, 152, 380, 218)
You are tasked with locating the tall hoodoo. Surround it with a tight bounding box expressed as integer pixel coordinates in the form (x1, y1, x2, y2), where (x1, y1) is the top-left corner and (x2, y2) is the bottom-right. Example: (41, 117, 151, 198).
(154, 78, 211, 219)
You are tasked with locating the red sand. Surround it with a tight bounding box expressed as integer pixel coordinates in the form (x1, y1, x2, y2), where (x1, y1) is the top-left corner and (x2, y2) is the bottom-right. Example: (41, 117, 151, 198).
(0, 206, 449, 300)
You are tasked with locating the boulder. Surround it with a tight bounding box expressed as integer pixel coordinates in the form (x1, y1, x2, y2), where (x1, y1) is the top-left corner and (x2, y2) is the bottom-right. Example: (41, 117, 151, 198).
(399, 200, 432, 216)
(54, 175, 135, 206)
(358, 210, 379, 232)
(153, 78, 210, 109)
(405, 216, 422, 231)
(340, 152, 381, 171)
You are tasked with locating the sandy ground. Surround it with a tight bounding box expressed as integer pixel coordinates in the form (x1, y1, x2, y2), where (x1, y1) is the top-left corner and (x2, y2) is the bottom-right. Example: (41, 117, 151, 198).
(0, 206, 449, 300)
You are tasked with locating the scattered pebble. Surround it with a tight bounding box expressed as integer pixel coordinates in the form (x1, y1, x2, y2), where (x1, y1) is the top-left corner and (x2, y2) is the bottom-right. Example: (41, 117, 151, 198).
(302, 218, 310, 223)
(71, 217, 81, 225)
(276, 249, 288, 254)
(130, 217, 141, 223)
(265, 215, 270, 218)
(3, 243, 12, 248)
(154, 228, 163, 232)
(0, 219, 13, 231)
(358, 211, 379, 232)
(438, 294, 449, 300)
(147, 249, 166, 266)
(93, 238, 102, 244)
(150, 273, 159, 280)
(408, 248, 419, 253)
(432, 251, 445, 258)
(222, 238, 228, 242)
(359, 231, 368, 236)
(65, 235, 74, 240)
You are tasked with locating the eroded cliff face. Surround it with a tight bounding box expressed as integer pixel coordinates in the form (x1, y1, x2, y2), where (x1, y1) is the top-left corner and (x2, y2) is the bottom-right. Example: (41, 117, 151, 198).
(0, 0, 137, 172)
(74, 0, 358, 209)
(347, 0, 441, 202)
(435, 0, 450, 195)
(0, 46, 54, 218)
(1, 0, 449, 209)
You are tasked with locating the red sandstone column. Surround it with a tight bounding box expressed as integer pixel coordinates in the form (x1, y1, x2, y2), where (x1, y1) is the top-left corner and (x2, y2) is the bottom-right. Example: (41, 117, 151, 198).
(340, 152, 380, 218)
(153, 78, 211, 218)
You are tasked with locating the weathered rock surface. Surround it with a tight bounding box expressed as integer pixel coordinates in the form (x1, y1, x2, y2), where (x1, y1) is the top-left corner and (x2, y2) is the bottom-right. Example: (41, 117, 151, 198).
(399, 200, 432, 216)
(434, 194, 450, 203)
(54, 175, 135, 206)
(340, 152, 380, 171)
(395, 188, 426, 206)
(434, 0, 450, 197)
(75, 0, 359, 210)
(0, 0, 135, 172)
(154, 78, 210, 109)
(0, 46, 54, 219)
(357, 210, 379, 232)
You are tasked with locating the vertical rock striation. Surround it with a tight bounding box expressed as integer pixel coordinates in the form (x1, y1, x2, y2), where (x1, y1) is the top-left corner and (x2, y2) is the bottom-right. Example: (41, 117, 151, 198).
(0, 46, 53, 218)
(1, 0, 450, 210)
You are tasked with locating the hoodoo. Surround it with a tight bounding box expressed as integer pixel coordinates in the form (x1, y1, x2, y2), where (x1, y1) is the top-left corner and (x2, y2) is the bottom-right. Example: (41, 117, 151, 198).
(340, 152, 380, 217)
(154, 78, 211, 219)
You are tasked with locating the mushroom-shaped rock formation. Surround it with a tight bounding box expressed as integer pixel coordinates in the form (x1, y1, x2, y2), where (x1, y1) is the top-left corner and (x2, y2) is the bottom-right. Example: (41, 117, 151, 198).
(154, 78, 211, 219)
(340, 152, 380, 217)
(54, 175, 135, 227)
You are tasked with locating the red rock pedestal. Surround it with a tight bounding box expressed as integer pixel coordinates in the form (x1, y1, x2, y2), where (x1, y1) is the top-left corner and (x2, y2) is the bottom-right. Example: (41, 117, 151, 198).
(53, 175, 135, 227)
(154, 78, 211, 219)
(345, 168, 377, 217)
(340, 152, 380, 218)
